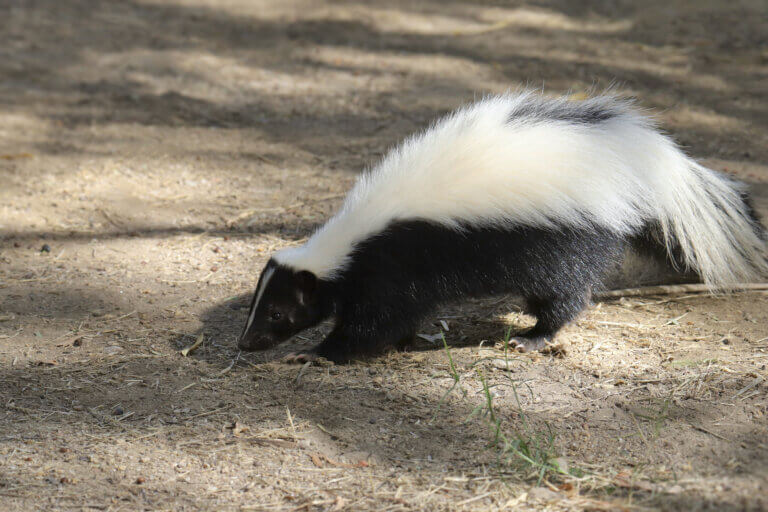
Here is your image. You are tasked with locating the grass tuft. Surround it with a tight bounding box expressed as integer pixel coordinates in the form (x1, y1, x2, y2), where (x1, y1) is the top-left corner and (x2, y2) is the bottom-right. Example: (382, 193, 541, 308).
(438, 330, 573, 484)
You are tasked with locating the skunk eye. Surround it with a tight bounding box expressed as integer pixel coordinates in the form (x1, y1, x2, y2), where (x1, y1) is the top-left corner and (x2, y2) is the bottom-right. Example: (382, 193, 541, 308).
(270, 311, 282, 321)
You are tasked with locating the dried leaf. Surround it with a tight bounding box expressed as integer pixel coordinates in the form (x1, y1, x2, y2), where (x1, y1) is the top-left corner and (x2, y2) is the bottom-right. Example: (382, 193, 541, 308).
(0, 153, 33, 160)
(181, 333, 204, 356)
(331, 496, 347, 511)
(417, 333, 443, 344)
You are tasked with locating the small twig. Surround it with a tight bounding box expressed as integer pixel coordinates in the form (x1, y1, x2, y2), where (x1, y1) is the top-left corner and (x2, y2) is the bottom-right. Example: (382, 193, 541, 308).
(665, 312, 689, 326)
(186, 405, 232, 421)
(215, 351, 240, 375)
(112, 310, 137, 322)
(597, 282, 768, 299)
(0, 448, 17, 468)
(286, 407, 296, 438)
(294, 361, 312, 385)
(176, 382, 198, 393)
(732, 376, 764, 399)
(455, 492, 492, 506)
(97, 208, 123, 228)
(246, 437, 297, 449)
(687, 422, 731, 441)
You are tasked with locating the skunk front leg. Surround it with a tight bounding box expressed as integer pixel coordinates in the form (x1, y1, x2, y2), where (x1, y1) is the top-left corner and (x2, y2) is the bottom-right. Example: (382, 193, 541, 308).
(286, 319, 416, 364)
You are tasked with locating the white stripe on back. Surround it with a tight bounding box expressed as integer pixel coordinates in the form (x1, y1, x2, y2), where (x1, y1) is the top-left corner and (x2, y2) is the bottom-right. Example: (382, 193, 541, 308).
(272, 91, 767, 287)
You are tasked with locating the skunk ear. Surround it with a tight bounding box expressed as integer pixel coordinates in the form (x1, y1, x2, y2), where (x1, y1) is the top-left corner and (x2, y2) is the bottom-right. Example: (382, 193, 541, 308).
(295, 270, 317, 304)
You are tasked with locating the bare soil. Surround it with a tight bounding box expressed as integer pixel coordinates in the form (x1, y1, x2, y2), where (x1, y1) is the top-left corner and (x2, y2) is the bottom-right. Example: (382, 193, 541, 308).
(1, 1, 767, 510)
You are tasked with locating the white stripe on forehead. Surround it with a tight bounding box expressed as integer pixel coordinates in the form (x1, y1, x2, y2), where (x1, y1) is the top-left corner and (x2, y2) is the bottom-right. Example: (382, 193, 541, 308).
(243, 266, 275, 335)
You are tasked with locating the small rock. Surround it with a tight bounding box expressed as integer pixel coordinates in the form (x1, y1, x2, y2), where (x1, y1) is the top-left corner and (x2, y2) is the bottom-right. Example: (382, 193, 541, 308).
(491, 358, 516, 371)
(528, 487, 562, 503)
(113, 406, 124, 416)
(341, 450, 379, 466)
(40, 244, 51, 253)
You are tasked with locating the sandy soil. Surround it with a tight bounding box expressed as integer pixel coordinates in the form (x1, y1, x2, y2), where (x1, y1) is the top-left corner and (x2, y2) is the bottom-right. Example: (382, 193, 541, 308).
(1, 0, 767, 510)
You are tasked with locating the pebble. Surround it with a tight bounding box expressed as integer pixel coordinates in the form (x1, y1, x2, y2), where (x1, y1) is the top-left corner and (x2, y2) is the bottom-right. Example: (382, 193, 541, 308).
(528, 487, 561, 502)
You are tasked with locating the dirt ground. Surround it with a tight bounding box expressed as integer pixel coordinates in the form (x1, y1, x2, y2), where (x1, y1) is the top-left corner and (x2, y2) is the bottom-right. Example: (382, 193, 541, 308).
(1, 0, 768, 510)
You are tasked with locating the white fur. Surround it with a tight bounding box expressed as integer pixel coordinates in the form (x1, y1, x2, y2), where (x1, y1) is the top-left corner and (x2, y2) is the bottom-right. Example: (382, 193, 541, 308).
(242, 266, 275, 335)
(275, 91, 767, 288)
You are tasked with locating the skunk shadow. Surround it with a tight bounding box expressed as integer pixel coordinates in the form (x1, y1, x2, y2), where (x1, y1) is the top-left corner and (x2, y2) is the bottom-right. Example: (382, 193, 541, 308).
(181, 292, 530, 364)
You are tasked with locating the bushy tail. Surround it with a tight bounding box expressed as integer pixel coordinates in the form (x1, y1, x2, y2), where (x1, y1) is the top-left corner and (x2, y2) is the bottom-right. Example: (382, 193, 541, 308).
(655, 161, 768, 289)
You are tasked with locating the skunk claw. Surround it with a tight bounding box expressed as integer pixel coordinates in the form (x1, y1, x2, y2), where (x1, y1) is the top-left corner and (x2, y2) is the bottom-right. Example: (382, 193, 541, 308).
(282, 352, 318, 364)
(510, 336, 550, 353)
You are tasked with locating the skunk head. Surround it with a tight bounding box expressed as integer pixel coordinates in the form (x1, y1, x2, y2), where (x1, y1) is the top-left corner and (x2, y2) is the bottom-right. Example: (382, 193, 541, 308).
(237, 261, 325, 351)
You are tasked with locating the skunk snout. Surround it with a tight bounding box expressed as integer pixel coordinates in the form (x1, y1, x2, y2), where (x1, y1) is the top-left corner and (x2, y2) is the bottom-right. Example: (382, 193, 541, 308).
(237, 336, 253, 351)
(237, 331, 279, 352)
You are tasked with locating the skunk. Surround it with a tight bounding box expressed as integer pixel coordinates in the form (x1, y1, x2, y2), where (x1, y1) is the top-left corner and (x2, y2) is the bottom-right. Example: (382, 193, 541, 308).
(237, 91, 767, 362)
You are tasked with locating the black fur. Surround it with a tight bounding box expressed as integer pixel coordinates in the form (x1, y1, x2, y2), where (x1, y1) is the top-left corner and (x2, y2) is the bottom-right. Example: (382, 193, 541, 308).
(238, 221, 627, 362)
(740, 191, 767, 240)
(630, 221, 686, 270)
(509, 100, 616, 125)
